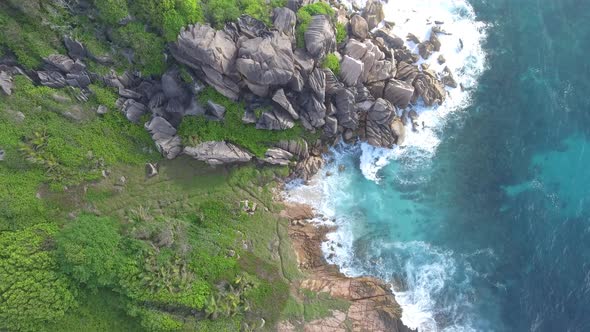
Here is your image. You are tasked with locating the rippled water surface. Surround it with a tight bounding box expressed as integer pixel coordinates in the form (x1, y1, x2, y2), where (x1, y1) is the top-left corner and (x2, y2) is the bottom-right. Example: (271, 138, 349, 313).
(288, 0, 590, 330)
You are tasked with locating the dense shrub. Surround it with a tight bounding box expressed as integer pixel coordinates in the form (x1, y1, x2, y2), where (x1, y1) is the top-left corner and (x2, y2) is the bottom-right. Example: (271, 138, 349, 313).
(322, 53, 340, 75)
(93, 0, 129, 25)
(205, 0, 241, 28)
(129, 0, 205, 41)
(56, 215, 123, 289)
(112, 22, 167, 76)
(0, 224, 77, 331)
(336, 22, 347, 43)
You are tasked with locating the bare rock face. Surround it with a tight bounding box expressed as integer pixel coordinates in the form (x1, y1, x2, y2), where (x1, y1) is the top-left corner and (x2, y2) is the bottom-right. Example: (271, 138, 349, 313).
(145, 117, 182, 159)
(362, 0, 385, 30)
(334, 88, 358, 130)
(171, 24, 239, 99)
(236, 31, 295, 91)
(272, 88, 299, 120)
(237, 15, 269, 38)
(276, 139, 309, 160)
(344, 39, 395, 85)
(340, 55, 364, 86)
(292, 155, 324, 181)
(350, 14, 369, 41)
(0, 71, 13, 95)
(364, 98, 398, 148)
(413, 71, 446, 106)
(173, 24, 237, 75)
(183, 141, 253, 165)
(121, 99, 147, 123)
(64, 36, 87, 60)
(205, 100, 226, 120)
(305, 15, 336, 58)
(38, 71, 67, 88)
(383, 79, 414, 108)
(273, 7, 297, 37)
(440, 65, 458, 88)
(256, 108, 296, 130)
(262, 147, 294, 166)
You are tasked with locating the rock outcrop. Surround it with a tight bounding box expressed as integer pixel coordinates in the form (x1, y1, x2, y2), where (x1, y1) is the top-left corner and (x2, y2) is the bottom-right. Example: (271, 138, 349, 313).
(183, 141, 253, 165)
(304, 15, 336, 58)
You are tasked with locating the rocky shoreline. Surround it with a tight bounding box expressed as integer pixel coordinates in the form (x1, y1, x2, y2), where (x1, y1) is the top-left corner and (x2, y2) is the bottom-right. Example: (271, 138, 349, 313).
(278, 201, 416, 332)
(0, 0, 460, 329)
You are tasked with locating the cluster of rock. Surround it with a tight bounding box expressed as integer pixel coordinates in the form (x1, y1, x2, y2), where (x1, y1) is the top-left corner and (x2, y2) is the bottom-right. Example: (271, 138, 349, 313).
(0, 0, 458, 180)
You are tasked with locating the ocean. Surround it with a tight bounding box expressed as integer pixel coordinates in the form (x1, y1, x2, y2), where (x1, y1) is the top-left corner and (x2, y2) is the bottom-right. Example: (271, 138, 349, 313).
(287, 0, 590, 331)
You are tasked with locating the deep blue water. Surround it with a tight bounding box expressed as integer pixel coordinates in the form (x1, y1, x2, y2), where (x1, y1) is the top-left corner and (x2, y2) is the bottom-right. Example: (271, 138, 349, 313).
(291, 0, 590, 331)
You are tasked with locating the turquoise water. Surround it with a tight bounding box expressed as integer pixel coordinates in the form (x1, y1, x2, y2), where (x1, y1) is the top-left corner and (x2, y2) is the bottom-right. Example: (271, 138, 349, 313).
(289, 0, 590, 330)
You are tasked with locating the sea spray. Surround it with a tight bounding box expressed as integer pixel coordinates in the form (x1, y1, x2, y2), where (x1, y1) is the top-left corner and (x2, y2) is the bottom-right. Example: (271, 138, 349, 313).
(286, 0, 489, 330)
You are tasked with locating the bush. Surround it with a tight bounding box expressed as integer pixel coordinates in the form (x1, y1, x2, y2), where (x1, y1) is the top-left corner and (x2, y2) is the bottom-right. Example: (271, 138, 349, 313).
(93, 0, 129, 25)
(321, 53, 340, 75)
(205, 0, 241, 28)
(295, 2, 335, 48)
(129, 0, 205, 42)
(335, 22, 347, 43)
(56, 215, 123, 289)
(0, 224, 77, 331)
(112, 22, 166, 76)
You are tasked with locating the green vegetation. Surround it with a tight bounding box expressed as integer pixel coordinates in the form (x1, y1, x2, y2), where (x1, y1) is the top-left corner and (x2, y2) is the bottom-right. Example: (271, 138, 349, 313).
(301, 289, 350, 322)
(322, 53, 341, 75)
(296, 2, 335, 49)
(0, 76, 155, 230)
(0, 223, 77, 331)
(111, 22, 167, 76)
(93, 0, 129, 25)
(0, 5, 62, 69)
(178, 87, 304, 157)
(336, 22, 347, 43)
(130, 0, 205, 41)
(0, 1, 356, 330)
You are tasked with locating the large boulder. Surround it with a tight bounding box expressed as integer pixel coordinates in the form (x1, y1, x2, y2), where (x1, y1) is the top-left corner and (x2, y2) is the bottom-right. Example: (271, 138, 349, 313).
(383, 79, 414, 108)
(273, 8, 297, 37)
(362, 0, 385, 30)
(171, 24, 239, 99)
(262, 148, 294, 166)
(145, 117, 182, 159)
(373, 28, 404, 49)
(276, 140, 309, 160)
(364, 98, 394, 147)
(413, 71, 446, 106)
(334, 88, 358, 129)
(340, 55, 364, 86)
(304, 15, 336, 58)
(293, 155, 324, 181)
(64, 36, 87, 60)
(256, 108, 296, 130)
(0, 71, 13, 95)
(183, 141, 253, 165)
(440, 66, 458, 88)
(172, 24, 237, 75)
(38, 71, 67, 88)
(205, 100, 226, 120)
(236, 31, 295, 92)
(272, 88, 299, 120)
(237, 15, 269, 38)
(350, 15, 369, 41)
(121, 99, 147, 123)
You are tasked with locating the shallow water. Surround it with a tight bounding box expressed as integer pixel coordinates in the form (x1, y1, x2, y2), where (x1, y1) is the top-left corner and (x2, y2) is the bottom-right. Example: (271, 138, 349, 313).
(288, 0, 590, 331)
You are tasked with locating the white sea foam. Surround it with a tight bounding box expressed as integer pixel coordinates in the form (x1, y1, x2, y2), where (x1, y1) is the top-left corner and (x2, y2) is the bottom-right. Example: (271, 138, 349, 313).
(286, 0, 489, 330)
(356, 0, 488, 182)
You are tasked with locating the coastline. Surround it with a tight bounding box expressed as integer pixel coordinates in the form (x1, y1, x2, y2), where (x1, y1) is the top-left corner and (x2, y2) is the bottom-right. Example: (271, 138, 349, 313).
(277, 196, 416, 331)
